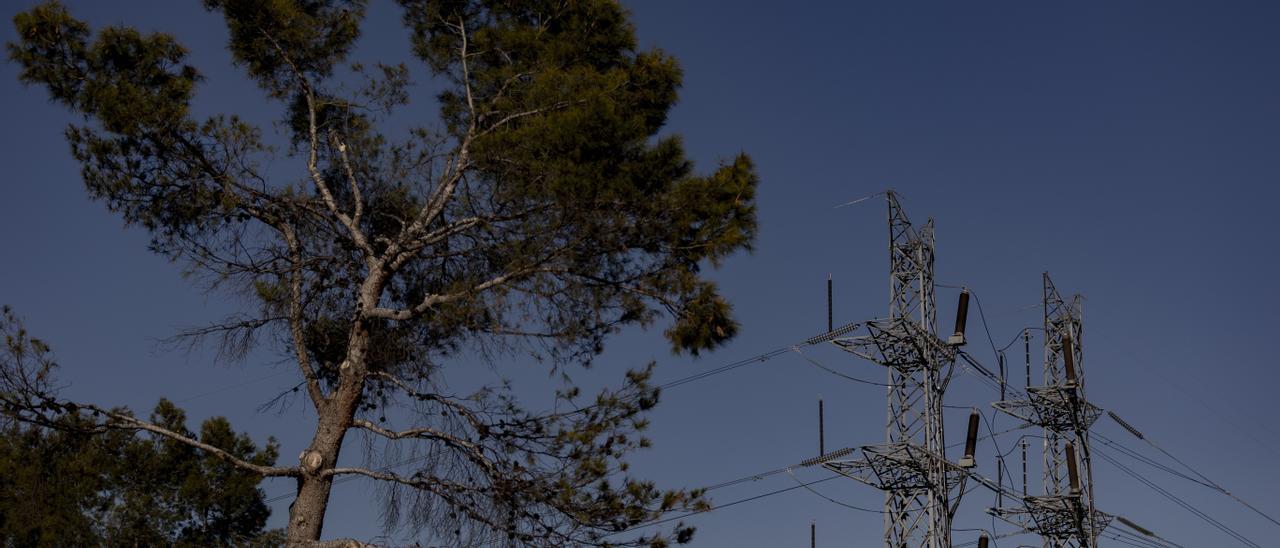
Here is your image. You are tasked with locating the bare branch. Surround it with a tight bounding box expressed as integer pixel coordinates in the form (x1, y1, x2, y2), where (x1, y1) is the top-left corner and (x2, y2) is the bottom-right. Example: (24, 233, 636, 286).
(83, 403, 298, 477)
(164, 314, 284, 363)
(457, 15, 476, 123)
(302, 85, 374, 257)
(261, 30, 375, 259)
(353, 419, 497, 477)
(383, 202, 550, 273)
(367, 264, 549, 321)
(325, 465, 502, 530)
(386, 16, 479, 263)
(475, 99, 578, 138)
(370, 371, 484, 430)
(325, 465, 468, 494)
(330, 129, 364, 229)
(283, 225, 326, 407)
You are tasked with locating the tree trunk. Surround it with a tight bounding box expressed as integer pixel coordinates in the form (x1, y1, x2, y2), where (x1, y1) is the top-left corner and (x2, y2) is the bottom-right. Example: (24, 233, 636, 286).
(288, 464, 336, 542)
(286, 321, 371, 545)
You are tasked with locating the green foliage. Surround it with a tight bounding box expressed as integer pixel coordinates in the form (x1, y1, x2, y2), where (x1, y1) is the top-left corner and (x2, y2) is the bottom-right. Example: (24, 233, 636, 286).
(204, 0, 367, 97)
(0, 400, 280, 546)
(9, 0, 758, 361)
(396, 0, 758, 358)
(9, 2, 199, 134)
(8, 0, 760, 544)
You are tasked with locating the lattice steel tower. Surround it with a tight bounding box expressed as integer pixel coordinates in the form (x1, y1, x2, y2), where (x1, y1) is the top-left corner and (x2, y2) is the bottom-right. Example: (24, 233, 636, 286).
(990, 274, 1108, 546)
(822, 192, 968, 548)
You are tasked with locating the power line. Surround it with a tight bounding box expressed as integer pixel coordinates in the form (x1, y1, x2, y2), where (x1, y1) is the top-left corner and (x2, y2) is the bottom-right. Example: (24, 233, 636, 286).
(1103, 532, 1164, 548)
(789, 345, 892, 387)
(702, 447, 857, 492)
(1092, 431, 1213, 489)
(1094, 446, 1259, 547)
(656, 347, 790, 390)
(656, 321, 862, 391)
(260, 322, 866, 505)
(608, 476, 844, 535)
(174, 370, 293, 404)
(953, 529, 1031, 547)
(995, 327, 1042, 355)
(1092, 331, 1280, 462)
(784, 468, 886, 514)
(1109, 522, 1186, 548)
(1105, 412, 1280, 530)
(190, 317, 860, 418)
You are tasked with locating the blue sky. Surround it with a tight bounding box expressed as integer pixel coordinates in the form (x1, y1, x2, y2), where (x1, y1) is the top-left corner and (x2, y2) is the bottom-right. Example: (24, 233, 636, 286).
(3, 1, 1279, 546)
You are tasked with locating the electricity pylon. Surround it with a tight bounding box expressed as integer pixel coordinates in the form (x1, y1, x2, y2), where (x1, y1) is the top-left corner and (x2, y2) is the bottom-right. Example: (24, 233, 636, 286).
(990, 274, 1109, 546)
(821, 191, 970, 548)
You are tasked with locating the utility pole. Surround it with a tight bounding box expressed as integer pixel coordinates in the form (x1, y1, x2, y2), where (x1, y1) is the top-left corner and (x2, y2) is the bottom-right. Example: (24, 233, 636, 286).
(990, 274, 1109, 546)
(821, 191, 971, 548)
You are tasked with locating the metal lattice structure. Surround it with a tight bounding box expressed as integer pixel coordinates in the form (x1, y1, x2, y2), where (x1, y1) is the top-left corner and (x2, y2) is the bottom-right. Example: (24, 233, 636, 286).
(822, 192, 964, 548)
(990, 274, 1105, 546)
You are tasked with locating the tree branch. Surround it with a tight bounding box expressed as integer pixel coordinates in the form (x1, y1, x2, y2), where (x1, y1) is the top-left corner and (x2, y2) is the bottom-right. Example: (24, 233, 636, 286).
(90, 403, 297, 477)
(352, 419, 496, 475)
(369, 371, 484, 429)
(329, 129, 364, 230)
(0, 392, 298, 479)
(387, 16, 478, 263)
(283, 225, 326, 407)
(261, 30, 375, 260)
(367, 263, 549, 321)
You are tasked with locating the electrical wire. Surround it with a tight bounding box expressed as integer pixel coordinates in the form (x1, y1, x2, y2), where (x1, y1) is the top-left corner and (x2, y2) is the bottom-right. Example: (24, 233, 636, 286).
(1109, 526, 1185, 548)
(656, 347, 792, 390)
(954, 351, 1027, 403)
(935, 283, 999, 362)
(174, 370, 294, 404)
(944, 423, 1033, 452)
(265, 444, 859, 509)
(995, 327, 1042, 354)
(1092, 432, 1213, 489)
(459, 448, 867, 545)
(606, 475, 844, 535)
(1094, 446, 1260, 547)
(1092, 331, 1280, 463)
(245, 284, 1232, 548)
(263, 323, 868, 505)
(1104, 412, 1280, 531)
(1103, 532, 1159, 548)
(199, 320, 860, 419)
(834, 190, 887, 209)
(784, 468, 887, 514)
(146, 239, 1253, 548)
(953, 529, 1030, 547)
(700, 447, 857, 492)
(784, 467, 987, 517)
(940, 286, 1203, 548)
(789, 345, 892, 387)
(657, 321, 862, 391)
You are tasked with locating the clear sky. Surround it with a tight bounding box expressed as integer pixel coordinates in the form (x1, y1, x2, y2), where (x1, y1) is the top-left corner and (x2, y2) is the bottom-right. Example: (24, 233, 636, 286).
(3, 1, 1279, 546)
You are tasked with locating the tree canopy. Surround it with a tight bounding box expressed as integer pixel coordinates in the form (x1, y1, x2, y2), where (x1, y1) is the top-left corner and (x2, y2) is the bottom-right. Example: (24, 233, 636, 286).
(5, 0, 758, 545)
(0, 398, 279, 545)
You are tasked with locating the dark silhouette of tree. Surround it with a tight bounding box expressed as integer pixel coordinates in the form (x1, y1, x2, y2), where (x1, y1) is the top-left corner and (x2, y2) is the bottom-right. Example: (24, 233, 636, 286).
(4, 0, 757, 545)
(0, 391, 279, 545)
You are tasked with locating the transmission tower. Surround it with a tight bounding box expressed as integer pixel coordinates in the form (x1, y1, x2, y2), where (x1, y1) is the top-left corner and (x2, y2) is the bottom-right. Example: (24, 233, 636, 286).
(990, 273, 1109, 546)
(821, 191, 971, 548)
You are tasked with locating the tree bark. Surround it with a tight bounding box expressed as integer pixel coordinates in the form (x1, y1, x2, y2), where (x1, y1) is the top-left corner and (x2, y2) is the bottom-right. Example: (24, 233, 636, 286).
(286, 319, 371, 545)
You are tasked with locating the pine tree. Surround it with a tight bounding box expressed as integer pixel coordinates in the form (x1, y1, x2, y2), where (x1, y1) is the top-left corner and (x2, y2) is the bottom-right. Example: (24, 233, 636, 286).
(0, 396, 280, 546)
(5, 1, 757, 544)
